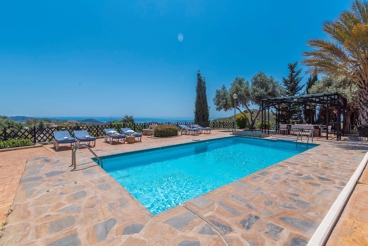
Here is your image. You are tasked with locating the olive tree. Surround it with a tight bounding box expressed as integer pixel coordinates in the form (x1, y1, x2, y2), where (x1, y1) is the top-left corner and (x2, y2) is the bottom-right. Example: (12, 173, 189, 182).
(213, 72, 282, 129)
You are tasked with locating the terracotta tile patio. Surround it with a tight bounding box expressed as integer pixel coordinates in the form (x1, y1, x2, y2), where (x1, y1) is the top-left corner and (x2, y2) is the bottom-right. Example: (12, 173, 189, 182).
(0, 130, 367, 245)
(0, 147, 53, 223)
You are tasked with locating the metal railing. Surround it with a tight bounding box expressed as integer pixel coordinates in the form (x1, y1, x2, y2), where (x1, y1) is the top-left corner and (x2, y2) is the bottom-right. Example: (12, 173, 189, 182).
(306, 130, 313, 144)
(70, 144, 103, 171)
(295, 130, 313, 145)
(296, 131, 301, 145)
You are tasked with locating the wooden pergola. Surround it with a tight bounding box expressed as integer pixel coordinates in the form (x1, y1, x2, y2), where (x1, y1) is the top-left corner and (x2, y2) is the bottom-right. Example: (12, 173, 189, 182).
(260, 92, 347, 140)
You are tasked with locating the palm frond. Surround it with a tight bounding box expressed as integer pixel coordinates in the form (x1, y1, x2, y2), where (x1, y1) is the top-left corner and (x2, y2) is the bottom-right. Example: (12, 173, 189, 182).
(303, 0, 368, 89)
(352, 0, 368, 23)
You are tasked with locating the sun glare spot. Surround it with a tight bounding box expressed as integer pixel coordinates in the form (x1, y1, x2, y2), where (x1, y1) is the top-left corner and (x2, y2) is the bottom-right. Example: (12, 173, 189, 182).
(178, 33, 184, 42)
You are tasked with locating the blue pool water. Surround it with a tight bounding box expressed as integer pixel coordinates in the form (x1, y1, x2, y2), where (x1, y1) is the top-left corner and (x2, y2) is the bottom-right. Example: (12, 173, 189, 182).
(100, 137, 316, 215)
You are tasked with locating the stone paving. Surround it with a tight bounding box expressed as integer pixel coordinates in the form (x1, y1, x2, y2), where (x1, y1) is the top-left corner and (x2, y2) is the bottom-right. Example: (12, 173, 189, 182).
(0, 131, 367, 245)
(327, 141, 368, 246)
(0, 147, 53, 223)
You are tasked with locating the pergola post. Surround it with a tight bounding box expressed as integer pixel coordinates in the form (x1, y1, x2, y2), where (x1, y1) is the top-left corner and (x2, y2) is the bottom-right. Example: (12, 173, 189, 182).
(337, 106, 341, 140)
(342, 97, 347, 138)
(261, 101, 264, 133)
(267, 107, 270, 135)
(326, 104, 329, 140)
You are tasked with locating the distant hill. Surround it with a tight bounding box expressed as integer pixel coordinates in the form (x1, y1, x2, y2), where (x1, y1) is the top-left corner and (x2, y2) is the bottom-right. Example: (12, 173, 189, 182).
(8, 116, 33, 123)
(6, 116, 103, 124)
(213, 109, 275, 122)
(212, 116, 233, 122)
(8, 116, 66, 123)
(79, 118, 103, 124)
(212, 113, 244, 122)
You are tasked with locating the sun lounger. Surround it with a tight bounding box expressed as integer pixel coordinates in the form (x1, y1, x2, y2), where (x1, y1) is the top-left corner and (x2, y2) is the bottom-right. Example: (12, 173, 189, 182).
(179, 124, 200, 135)
(73, 130, 97, 147)
(104, 128, 126, 144)
(53, 130, 77, 151)
(121, 128, 142, 142)
(191, 124, 212, 134)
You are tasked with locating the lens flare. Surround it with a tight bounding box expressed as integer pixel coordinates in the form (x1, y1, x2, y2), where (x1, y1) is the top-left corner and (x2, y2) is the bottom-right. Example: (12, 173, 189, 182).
(178, 33, 184, 42)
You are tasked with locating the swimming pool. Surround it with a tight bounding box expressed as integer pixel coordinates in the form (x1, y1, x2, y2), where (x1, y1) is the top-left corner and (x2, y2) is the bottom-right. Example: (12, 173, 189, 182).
(100, 137, 316, 215)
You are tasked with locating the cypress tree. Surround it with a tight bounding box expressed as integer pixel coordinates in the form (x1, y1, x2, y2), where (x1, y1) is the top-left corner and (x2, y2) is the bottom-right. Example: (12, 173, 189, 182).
(305, 74, 318, 94)
(194, 70, 210, 126)
(282, 62, 304, 122)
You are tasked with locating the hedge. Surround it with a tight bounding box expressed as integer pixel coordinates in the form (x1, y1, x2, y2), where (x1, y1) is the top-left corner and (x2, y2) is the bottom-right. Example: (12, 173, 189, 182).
(153, 125, 178, 137)
(0, 138, 33, 149)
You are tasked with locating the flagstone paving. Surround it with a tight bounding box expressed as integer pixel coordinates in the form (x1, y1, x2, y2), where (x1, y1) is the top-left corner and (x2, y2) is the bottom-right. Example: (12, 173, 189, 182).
(0, 147, 53, 223)
(327, 146, 368, 246)
(0, 131, 367, 245)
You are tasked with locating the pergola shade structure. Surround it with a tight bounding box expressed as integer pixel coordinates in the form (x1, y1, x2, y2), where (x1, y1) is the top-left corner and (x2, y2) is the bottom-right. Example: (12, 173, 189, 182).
(260, 92, 347, 140)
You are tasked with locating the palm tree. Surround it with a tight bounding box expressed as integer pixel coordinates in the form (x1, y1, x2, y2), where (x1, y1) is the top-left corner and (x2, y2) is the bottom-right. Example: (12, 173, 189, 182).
(302, 0, 368, 137)
(122, 115, 135, 125)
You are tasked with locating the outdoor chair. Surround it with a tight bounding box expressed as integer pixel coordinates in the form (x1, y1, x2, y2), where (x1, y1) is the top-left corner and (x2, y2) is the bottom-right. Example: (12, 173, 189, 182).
(179, 124, 200, 135)
(53, 130, 77, 151)
(104, 128, 126, 144)
(121, 128, 142, 142)
(290, 124, 302, 135)
(73, 130, 97, 147)
(279, 124, 288, 135)
(191, 124, 212, 134)
(321, 125, 333, 136)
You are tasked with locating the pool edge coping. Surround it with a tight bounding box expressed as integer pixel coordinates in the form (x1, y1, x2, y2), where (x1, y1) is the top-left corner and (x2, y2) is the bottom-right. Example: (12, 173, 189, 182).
(307, 151, 368, 246)
(94, 135, 318, 162)
(94, 135, 235, 160)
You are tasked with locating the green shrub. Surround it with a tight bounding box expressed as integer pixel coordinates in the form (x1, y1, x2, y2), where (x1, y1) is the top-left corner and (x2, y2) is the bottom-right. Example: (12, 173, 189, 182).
(154, 125, 178, 137)
(236, 115, 248, 129)
(111, 121, 123, 130)
(0, 138, 33, 149)
(255, 121, 272, 130)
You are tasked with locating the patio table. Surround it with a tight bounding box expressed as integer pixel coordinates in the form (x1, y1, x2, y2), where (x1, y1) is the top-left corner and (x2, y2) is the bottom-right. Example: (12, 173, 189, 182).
(125, 136, 135, 144)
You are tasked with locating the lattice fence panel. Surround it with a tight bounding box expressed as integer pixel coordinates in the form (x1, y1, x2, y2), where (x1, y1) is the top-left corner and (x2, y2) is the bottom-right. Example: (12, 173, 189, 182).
(84, 125, 105, 138)
(1, 121, 235, 143)
(5, 129, 33, 141)
(210, 121, 234, 129)
(134, 123, 147, 133)
(176, 122, 194, 127)
(36, 128, 55, 143)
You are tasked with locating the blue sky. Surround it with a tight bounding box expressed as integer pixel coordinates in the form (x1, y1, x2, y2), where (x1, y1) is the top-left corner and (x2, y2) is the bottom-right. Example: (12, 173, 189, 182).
(0, 0, 352, 119)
